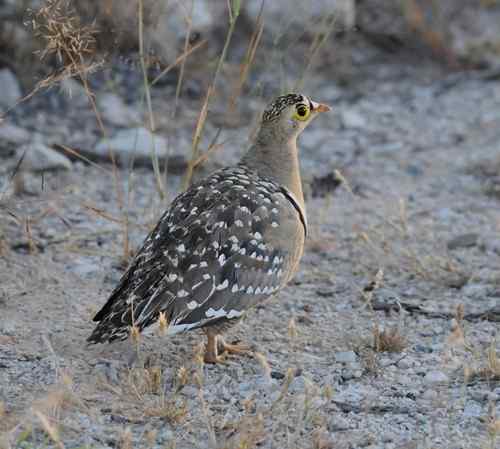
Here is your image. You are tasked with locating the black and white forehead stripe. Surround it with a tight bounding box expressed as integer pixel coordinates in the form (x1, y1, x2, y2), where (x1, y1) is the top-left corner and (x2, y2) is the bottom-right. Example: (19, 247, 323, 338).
(262, 93, 308, 123)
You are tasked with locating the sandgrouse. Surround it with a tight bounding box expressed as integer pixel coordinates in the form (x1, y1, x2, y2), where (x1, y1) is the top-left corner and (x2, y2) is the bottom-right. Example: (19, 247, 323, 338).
(88, 93, 330, 363)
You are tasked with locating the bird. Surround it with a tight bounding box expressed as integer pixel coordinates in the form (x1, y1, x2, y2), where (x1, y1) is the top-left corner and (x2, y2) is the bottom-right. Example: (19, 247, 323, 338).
(87, 93, 330, 363)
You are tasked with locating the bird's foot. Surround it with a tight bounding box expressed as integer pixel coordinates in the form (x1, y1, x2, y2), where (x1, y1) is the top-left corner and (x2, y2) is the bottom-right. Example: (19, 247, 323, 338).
(203, 332, 253, 364)
(203, 332, 227, 364)
(218, 338, 253, 357)
(203, 351, 227, 364)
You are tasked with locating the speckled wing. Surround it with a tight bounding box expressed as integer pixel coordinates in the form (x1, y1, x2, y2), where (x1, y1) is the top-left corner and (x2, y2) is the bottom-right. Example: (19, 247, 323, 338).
(87, 165, 306, 343)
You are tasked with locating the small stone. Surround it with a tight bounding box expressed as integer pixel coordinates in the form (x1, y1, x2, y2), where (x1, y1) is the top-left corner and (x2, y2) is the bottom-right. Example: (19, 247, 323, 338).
(94, 127, 168, 166)
(422, 389, 438, 401)
(328, 415, 351, 431)
(397, 358, 412, 369)
(424, 370, 448, 385)
(447, 233, 478, 250)
(463, 401, 482, 418)
(462, 283, 489, 300)
(71, 257, 101, 278)
(0, 123, 31, 157)
(335, 351, 357, 364)
(238, 381, 254, 395)
(0, 69, 22, 110)
(414, 344, 433, 354)
(478, 234, 500, 255)
(98, 93, 140, 127)
(436, 207, 457, 224)
(18, 142, 72, 172)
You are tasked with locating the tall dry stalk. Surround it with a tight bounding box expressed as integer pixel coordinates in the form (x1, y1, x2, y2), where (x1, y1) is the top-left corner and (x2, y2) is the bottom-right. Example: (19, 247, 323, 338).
(138, 0, 165, 200)
(294, 13, 337, 91)
(227, 0, 265, 115)
(183, 0, 241, 190)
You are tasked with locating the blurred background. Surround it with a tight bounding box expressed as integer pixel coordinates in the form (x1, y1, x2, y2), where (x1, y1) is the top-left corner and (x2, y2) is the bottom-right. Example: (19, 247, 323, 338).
(1, 0, 500, 201)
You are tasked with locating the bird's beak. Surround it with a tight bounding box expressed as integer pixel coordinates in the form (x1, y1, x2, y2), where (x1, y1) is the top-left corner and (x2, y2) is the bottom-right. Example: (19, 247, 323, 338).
(311, 100, 331, 113)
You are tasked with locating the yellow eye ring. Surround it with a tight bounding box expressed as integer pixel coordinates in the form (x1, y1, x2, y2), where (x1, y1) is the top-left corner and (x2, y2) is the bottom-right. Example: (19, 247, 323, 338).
(293, 103, 310, 121)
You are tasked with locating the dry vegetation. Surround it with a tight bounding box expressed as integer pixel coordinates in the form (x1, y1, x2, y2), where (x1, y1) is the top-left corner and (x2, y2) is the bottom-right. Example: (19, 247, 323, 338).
(1, 1, 500, 448)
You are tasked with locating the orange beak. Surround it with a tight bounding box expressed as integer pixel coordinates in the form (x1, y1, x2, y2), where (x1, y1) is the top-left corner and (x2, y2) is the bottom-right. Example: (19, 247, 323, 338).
(311, 100, 331, 113)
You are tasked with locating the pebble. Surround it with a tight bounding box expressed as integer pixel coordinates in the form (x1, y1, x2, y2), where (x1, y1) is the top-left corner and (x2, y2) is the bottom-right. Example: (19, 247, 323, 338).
(71, 257, 102, 279)
(397, 358, 413, 369)
(0, 123, 30, 156)
(328, 415, 351, 431)
(462, 401, 482, 418)
(335, 351, 357, 364)
(94, 127, 168, 166)
(478, 234, 500, 255)
(270, 370, 285, 380)
(424, 371, 449, 385)
(98, 93, 141, 127)
(18, 142, 72, 172)
(461, 283, 489, 300)
(447, 233, 478, 250)
(436, 207, 457, 224)
(422, 389, 438, 401)
(414, 344, 433, 353)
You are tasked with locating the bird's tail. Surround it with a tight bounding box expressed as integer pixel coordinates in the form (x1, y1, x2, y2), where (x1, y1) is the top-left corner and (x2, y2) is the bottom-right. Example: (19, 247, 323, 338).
(87, 318, 132, 344)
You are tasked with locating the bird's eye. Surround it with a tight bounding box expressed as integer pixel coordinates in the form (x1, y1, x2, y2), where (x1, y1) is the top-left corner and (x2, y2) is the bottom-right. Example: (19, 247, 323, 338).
(294, 104, 310, 121)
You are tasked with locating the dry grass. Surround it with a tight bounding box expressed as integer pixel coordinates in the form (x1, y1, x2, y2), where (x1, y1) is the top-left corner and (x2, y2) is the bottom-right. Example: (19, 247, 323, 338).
(183, 0, 241, 190)
(372, 324, 407, 353)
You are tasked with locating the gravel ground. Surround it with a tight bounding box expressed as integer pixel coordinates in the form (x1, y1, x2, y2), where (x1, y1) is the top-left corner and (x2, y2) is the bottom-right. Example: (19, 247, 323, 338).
(1, 50, 500, 449)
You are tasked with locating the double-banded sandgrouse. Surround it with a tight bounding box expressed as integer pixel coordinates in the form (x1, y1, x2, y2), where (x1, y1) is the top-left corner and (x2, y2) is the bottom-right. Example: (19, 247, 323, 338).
(88, 93, 330, 363)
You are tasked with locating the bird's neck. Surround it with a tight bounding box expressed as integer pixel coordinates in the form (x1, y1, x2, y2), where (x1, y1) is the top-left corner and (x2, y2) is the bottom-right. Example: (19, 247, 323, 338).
(241, 137, 305, 211)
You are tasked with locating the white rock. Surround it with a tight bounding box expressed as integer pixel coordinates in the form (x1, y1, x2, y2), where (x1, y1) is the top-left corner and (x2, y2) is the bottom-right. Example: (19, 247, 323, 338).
(71, 257, 101, 278)
(0, 69, 22, 110)
(0, 122, 30, 144)
(397, 358, 412, 370)
(328, 415, 351, 431)
(97, 93, 140, 128)
(424, 370, 449, 385)
(0, 123, 30, 157)
(18, 142, 72, 172)
(335, 351, 357, 364)
(94, 127, 168, 166)
(462, 283, 489, 300)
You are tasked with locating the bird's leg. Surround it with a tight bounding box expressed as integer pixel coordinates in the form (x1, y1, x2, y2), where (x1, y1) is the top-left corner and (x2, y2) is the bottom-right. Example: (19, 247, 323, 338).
(218, 336, 253, 357)
(203, 330, 226, 364)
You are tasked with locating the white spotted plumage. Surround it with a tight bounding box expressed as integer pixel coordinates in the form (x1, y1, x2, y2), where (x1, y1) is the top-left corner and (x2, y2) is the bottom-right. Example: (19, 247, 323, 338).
(87, 164, 306, 344)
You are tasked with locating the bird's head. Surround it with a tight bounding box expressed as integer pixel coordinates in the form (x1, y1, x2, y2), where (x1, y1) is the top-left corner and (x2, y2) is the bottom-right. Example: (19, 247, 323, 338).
(259, 93, 330, 143)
